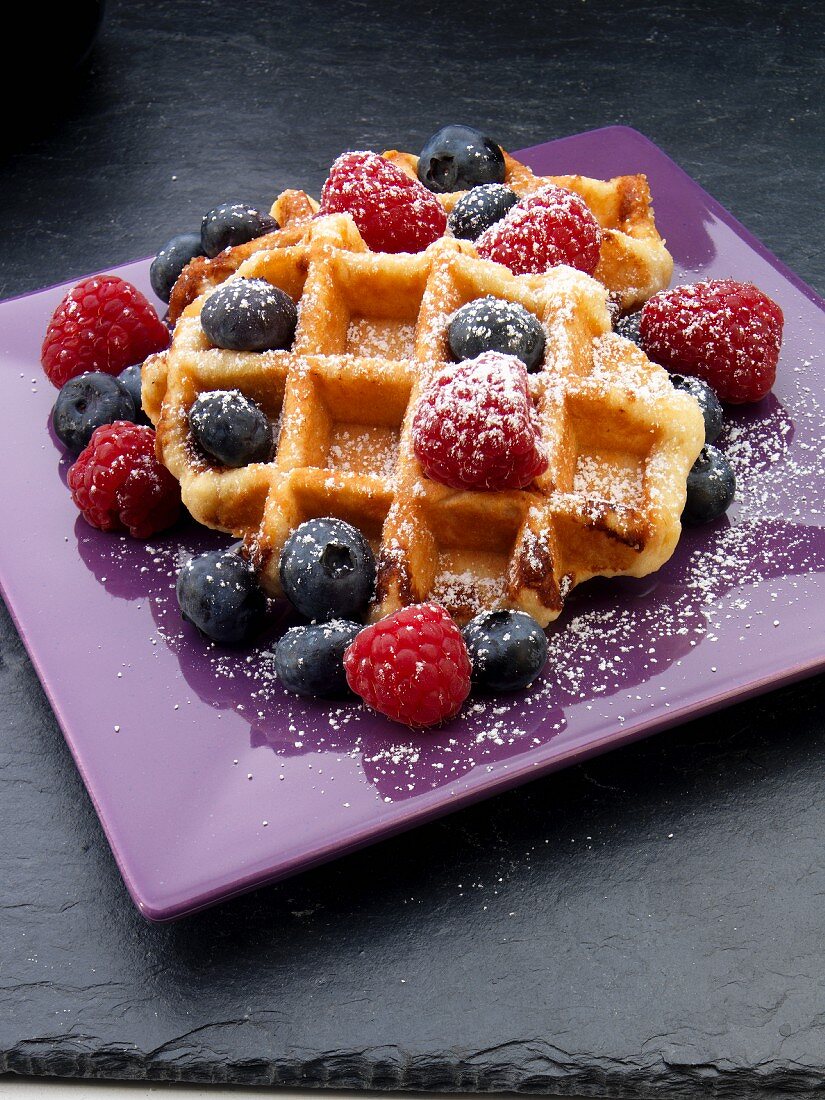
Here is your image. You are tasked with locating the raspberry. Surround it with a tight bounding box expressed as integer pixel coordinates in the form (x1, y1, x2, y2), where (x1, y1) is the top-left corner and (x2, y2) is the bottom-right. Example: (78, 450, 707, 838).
(639, 279, 784, 404)
(42, 275, 170, 388)
(343, 603, 471, 727)
(67, 421, 181, 538)
(412, 351, 548, 490)
(318, 151, 447, 253)
(475, 184, 601, 276)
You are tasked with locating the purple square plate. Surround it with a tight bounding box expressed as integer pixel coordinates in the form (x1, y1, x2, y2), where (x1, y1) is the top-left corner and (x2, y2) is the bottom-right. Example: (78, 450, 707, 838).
(2, 126, 824, 921)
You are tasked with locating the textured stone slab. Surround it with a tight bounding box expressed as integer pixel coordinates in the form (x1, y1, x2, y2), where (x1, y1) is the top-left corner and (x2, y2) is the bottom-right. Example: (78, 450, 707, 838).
(2, 0, 824, 1094)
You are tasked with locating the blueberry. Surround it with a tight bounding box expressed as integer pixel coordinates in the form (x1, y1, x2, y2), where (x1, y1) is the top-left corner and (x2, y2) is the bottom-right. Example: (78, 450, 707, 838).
(417, 125, 506, 193)
(200, 203, 279, 258)
(670, 373, 724, 444)
(447, 184, 518, 241)
(274, 620, 361, 698)
(176, 548, 268, 645)
(52, 371, 137, 454)
(149, 232, 205, 303)
(117, 363, 152, 425)
(463, 609, 548, 692)
(201, 277, 297, 352)
(279, 517, 376, 622)
(188, 390, 273, 467)
(682, 445, 735, 525)
(614, 310, 642, 347)
(448, 297, 546, 372)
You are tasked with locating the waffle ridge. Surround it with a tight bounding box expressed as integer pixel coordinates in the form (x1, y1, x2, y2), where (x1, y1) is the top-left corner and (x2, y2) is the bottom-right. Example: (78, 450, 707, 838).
(166, 150, 672, 324)
(145, 211, 704, 628)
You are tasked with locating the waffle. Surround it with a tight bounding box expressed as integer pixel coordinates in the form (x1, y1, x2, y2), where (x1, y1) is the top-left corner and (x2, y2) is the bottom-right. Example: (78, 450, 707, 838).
(166, 189, 319, 325)
(166, 149, 671, 323)
(383, 149, 673, 311)
(144, 212, 704, 628)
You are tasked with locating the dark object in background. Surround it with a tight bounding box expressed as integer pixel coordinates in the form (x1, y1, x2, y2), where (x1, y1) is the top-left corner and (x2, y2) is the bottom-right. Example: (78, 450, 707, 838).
(11, 2, 105, 77)
(4, 2, 106, 136)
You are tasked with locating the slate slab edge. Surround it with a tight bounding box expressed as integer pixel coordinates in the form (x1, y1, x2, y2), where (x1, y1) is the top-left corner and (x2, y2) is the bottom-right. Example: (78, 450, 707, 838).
(4, 1042, 825, 1098)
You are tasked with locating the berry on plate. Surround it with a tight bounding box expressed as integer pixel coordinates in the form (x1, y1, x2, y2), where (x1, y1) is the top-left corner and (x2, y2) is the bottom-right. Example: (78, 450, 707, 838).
(412, 351, 548, 491)
(41, 275, 170, 388)
(448, 296, 546, 372)
(462, 609, 548, 692)
(417, 125, 506, 193)
(639, 279, 784, 404)
(670, 373, 723, 445)
(614, 310, 642, 347)
(200, 203, 279, 259)
(682, 445, 736, 525)
(447, 183, 519, 240)
(279, 517, 376, 622)
(117, 362, 151, 424)
(475, 184, 602, 277)
(343, 603, 471, 727)
(52, 371, 138, 454)
(318, 150, 447, 253)
(188, 390, 273, 468)
(200, 277, 297, 352)
(150, 232, 206, 303)
(67, 421, 181, 538)
(176, 548, 268, 645)
(274, 620, 361, 698)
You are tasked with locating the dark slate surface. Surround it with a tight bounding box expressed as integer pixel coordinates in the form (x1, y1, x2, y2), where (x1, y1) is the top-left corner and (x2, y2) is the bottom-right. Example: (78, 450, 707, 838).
(2, 0, 824, 1094)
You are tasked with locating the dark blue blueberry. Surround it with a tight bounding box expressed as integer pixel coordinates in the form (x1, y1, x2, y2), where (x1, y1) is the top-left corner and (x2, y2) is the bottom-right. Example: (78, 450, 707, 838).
(682, 445, 735, 525)
(200, 277, 297, 352)
(614, 310, 642, 347)
(200, 203, 279, 258)
(149, 232, 205, 302)
(51, 371, 137, 454)
(463, 609, 548, 692)
(117, 362, 152, 425)
(417, 125, 506, 193)
(670, 373, 724, 444)
(448, 296, 546, 372)
(188, 389, 273, 467)
(176, 548, 268, 645)
(447, 184, 518, 241)
(279, 517, 376, 622)
(274, 620, 361, 698)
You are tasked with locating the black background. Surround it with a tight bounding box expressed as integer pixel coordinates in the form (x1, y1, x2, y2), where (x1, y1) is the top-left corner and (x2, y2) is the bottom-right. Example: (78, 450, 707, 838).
(2, 1, 825, 1095)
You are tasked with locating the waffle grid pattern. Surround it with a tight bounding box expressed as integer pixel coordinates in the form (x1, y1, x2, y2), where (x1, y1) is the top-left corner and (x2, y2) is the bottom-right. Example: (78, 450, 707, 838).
(145, 214, 703, 627)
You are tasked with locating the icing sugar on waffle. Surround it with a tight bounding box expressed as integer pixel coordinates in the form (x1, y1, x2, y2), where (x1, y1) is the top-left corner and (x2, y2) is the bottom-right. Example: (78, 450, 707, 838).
(166, 149, 673, 323)
(144, 211, 704, 628)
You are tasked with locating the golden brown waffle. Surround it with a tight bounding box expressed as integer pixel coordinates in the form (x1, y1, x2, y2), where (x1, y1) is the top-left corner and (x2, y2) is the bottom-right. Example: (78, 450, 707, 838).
(166, 190, 319, 325)
(145, 213, 704, 628)
(383, 149, 673, 312)
(166, 149, 671, 323)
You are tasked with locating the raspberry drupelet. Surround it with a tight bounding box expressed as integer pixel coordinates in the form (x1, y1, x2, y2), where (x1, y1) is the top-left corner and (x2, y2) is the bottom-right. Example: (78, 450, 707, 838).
(412, 351, 548, 491)
(343, 603, 472, 727)
(41, 275, 170, 388)
(318, 150, 447, 253)
(67, 422, 181, 538)
(476, 184, 602, 277)
(640, 279, 784, 404)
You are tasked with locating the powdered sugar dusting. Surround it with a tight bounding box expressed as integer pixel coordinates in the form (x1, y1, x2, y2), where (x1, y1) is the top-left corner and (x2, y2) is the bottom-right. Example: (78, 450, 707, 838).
(347, 317, 415, 358)
(573, 453, 645, 506)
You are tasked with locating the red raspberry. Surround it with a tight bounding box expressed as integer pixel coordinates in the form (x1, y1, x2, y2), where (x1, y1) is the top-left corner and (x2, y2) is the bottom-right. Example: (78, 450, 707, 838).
(318, 150, 447, 253)
(67, 422, 181, 538)
(475, 184, 601, 276)
(412, 351, 548, 490)
(640, 279, 784, 404)
(343, 603, 471, 727)
(42, 275, 170, 388)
